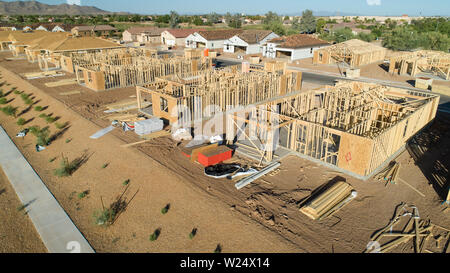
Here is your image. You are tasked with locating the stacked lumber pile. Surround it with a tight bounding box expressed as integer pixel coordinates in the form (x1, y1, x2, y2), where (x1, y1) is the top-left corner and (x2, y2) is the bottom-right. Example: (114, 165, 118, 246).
(45, 78, 77, 87)
(364, 203, 450, 253)
(22, 70, 65, 80)
(300, 181, 357, 220)
(104, 99, 150, 113)
(375, 161, 401, 185)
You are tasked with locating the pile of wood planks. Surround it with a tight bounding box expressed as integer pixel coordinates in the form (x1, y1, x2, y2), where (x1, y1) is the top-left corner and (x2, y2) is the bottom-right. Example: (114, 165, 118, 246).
(45, 78, 78, 87)
(22, 70, 65, 80)
(104, 99, 150, 113)
(375, 161, 401, 185)
(364, 203, 450, 253)
(300, 181, 357, 220)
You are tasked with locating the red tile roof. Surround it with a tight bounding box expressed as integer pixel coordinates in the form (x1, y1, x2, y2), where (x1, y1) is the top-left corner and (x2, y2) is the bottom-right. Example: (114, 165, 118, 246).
(269, 34, 329, 49)
(165, 28, 205, 38)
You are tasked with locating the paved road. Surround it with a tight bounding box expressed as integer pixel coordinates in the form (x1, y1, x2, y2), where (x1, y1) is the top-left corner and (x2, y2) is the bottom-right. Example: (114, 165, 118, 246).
(214, 58, 450, 113)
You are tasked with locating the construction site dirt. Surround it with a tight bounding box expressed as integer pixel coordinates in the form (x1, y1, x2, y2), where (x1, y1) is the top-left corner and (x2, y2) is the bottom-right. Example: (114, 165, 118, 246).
(0, 51, 448, 253)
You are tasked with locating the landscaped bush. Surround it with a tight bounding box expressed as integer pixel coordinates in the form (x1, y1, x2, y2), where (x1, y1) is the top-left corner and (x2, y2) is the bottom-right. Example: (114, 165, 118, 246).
(17, 118, 26, 126)
(30, 126, 51, 147)
(34, 106, 43, 112)
(54, 155, 78, 177)
(93, 208, 116, 226)
(1, 105, 17, 117)
(0, 98, 7, 105)
(45, 116, 56, 124)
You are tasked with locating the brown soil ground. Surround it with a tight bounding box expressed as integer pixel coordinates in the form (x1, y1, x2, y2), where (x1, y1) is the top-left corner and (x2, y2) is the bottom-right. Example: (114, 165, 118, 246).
(0, 167, 47, 253)
(0, 52, 448, 253)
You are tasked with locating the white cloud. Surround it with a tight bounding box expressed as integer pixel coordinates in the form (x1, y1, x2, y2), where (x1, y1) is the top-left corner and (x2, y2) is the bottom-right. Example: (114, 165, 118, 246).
(67, 0, 81, 5)
(366, 0, 381, 6)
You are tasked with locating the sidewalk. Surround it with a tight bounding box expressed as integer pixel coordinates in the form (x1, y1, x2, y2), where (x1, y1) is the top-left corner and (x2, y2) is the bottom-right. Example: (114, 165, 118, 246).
(0, 126, 94, 253)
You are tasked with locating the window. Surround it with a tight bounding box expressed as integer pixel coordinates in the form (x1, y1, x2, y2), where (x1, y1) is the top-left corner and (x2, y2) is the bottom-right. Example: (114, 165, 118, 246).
(160, 97, 169, 113)
(319, 53, 323, 62)
(310, 48, 313, 54)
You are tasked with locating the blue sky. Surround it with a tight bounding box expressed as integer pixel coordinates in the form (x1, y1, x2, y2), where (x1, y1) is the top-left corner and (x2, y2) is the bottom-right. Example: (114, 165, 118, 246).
(5, 0, 450, 16)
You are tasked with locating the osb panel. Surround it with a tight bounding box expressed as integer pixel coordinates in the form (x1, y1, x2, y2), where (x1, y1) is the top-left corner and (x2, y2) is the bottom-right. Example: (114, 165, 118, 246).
(337, 133, 374, 176)
(83, 70, 105, 91)
(151, 93, 179, 124)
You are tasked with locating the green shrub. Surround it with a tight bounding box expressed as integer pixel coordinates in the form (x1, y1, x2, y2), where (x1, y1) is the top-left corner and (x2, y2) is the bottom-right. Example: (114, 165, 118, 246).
(189, 228, 197, 240)
(101, 163, 109, 169)
(45, 116, 56, 124)
(24, 98, 33, 105)
(122, 179, 130, 186)
(55, 122, 67, 129)
(17, 118, 26, 126)
(30, 126, 51, 147)
(149, 229, 161, 241)
(0, 98, 7, 105)
(39, 113, 48, 119)
(93, 209, 116, 226)
(34, 106, 43, 112)
(54, 155, 78, 177)
(78, 191, 88, 199)
(1, 106, 17, 117)
(13, 90, 21, 95)
(161, 204, 170, 215)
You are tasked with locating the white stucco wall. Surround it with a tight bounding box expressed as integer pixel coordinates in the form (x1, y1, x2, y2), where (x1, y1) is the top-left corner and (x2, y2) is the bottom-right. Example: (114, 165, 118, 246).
(264, 43, 328, 61)
(185, 33, 225, 49)
(224, 32, 279, 55)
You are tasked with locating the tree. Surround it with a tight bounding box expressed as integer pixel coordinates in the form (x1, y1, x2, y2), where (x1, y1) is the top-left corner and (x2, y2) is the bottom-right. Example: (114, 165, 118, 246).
(225, 13, 242, 29)
(263, 11, 280, 25)
(207, 12, 220, 24)
(192, 16, 204, 26)
(265, 20, 286, 36)
(382, 27, 420, 51)
(169, 11, 180, 28)
(316, 18, 327, 34)
(298, 10, 316, 34)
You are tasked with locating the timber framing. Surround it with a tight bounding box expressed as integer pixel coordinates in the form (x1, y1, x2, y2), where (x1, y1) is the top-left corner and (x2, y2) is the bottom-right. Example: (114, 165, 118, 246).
(76, 53, 212, 91)
(313, 39, 387, 68)
(389, 50, 450, 81)
(227, 81, 440, 179)
(136, 66, 303, 124)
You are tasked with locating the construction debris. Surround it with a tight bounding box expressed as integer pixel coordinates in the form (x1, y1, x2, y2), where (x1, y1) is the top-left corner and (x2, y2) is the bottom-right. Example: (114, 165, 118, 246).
(364, 204, 450, 253)
(235, 162, 281, 190)
(22, 70, 65, 80)
(375, 161, 401, 185)
(300, 181, 357, 221)
(59, 91, 81, 96)
(134, 118, 164, 136)
(90, 125, 115, 139)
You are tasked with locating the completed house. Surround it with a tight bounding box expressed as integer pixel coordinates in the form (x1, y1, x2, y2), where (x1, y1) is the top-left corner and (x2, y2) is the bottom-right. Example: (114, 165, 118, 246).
(224, 30, 278, 55)
(161, 29, 203, 47)
(122, 27, 161, 42)
(263, 34, 330, 61)
(185, 29, 243, 50)
(71, 25, 117, 38)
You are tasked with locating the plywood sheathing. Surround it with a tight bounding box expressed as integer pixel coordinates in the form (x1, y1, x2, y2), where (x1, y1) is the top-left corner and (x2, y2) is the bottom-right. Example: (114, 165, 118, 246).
(227, 81, 440, 178)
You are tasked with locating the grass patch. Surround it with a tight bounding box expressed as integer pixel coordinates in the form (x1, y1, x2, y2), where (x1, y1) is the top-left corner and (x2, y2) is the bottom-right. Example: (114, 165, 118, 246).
(55, 122, 67, 129)
(149, 229, 161, 242)
(189, 228, 197, 240)
(45, 116, 56, 124)
(13, 90, 21, 95)
(65, 138, 72, 144)
(93, 208, 116, 226)
(161, 204, 170, 215)
(78, 191, 89, 199)
(29, 126, 51, 147)
(54, 154, 84, 177)
(39, 113, 47, 119)
(24, 98, 33, 105)
(16, 118, 26, 126)
(0, 97, 7, 105)
(34, 106, 44, 112)
(1, 105, 18, 117)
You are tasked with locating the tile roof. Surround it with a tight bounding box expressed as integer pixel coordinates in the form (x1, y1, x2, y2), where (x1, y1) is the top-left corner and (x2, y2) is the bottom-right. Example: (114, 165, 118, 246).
(44, 36, 122, 52)
(269, 34, 330, 49)
(197, 29, 244, 41)
(165, 28, 205, 38)
(125, 27, 162, 35)
(73, 25, 117, 32)
(236, 30, 274, 44)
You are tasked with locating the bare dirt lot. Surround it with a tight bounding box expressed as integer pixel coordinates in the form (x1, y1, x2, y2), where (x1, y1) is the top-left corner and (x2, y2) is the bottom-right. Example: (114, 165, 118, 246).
(0, 167, 47, 253)
(0, 52, 448, 253)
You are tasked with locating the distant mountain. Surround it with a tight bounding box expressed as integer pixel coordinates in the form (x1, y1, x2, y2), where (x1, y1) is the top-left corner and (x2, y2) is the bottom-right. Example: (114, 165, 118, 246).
(0, 0, 111, 15)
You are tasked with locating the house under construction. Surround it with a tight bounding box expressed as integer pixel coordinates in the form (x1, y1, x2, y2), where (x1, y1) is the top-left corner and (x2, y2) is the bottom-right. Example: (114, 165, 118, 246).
(226, 81, 440, 179)
(76, 52, 212, 91)
(313, 39, 387, 68)
(136, 66, 303, 124)
(388, 50, 450, 80)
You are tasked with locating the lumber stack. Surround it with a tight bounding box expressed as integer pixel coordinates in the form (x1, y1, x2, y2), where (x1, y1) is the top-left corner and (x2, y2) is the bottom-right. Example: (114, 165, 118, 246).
(45, 78, 77, 87)
(375, 161, 401, 185)
(300, 181, 356, 220)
